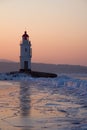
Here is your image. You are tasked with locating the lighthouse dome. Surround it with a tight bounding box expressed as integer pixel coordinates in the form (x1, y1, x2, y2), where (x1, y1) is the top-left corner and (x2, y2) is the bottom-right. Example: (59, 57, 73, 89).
(22, 31, 29, 40)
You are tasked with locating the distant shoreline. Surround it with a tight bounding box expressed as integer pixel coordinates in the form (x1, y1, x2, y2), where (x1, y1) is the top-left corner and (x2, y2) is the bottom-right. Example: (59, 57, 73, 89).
(0, 61, 87, 74)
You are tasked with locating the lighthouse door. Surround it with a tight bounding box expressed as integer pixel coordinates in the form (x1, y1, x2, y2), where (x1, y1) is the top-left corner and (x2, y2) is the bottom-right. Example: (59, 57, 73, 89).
(24, 61, 28, 70)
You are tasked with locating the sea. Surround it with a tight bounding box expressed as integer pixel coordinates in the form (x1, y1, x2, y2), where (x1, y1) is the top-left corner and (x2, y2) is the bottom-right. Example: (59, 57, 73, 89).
(0, 73, 87, 130)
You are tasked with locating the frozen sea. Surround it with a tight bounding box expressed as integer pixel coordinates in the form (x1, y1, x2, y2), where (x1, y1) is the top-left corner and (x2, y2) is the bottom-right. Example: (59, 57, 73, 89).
(0, 73, 87, 130)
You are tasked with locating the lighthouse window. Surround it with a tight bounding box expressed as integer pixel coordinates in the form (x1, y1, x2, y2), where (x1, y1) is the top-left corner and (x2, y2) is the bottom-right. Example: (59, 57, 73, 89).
(25, 48, 27, 52)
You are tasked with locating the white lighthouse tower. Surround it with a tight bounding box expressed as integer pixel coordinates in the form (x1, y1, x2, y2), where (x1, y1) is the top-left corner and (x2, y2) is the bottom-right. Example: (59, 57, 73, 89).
(20, 31, 32, 72)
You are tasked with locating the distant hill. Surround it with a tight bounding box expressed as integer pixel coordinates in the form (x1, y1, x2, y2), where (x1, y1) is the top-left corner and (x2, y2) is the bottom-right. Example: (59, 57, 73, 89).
(0, 59, 15, 63)
(0, 62, 19, 73)
(0, 61, 87, 74)
(32, 63, 87, 74)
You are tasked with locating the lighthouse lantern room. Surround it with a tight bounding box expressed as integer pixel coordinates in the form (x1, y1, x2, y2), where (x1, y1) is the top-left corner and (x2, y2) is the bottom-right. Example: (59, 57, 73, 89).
(20, 31, 32, 72)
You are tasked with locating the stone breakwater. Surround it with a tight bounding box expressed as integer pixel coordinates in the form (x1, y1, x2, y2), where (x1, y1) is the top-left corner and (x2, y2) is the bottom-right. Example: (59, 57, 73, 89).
(0, 71, 57, 80)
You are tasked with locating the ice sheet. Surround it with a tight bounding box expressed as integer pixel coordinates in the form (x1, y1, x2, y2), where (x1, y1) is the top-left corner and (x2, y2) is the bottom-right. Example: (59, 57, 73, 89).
(0, 74, 87, 130)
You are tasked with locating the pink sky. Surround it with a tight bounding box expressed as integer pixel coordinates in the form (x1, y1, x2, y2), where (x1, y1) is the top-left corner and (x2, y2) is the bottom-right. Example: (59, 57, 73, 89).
(0, 0, 87, 65)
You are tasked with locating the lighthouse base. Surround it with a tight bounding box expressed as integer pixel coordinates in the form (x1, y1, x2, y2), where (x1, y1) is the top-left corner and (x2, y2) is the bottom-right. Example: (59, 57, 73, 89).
(20, 69, 31, 73)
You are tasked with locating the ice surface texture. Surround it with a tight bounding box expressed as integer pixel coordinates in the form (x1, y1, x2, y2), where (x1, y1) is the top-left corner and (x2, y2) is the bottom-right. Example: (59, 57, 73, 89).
(0, 74, 87, 130)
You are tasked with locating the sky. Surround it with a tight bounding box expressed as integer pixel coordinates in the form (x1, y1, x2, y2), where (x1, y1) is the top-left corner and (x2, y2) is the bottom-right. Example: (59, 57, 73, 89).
(0, 0, 87, 65)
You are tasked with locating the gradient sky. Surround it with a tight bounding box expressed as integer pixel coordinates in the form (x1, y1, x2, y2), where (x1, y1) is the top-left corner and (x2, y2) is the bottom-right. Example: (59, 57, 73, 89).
(0, 0, 87, 65)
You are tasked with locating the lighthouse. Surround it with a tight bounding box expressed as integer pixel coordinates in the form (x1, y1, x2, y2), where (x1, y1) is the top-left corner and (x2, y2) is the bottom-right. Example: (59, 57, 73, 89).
(20, 31, 32, 72)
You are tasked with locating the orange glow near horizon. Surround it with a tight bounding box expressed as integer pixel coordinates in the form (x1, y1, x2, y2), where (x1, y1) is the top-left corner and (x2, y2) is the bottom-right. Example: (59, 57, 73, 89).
(0, 0, 87, 66)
